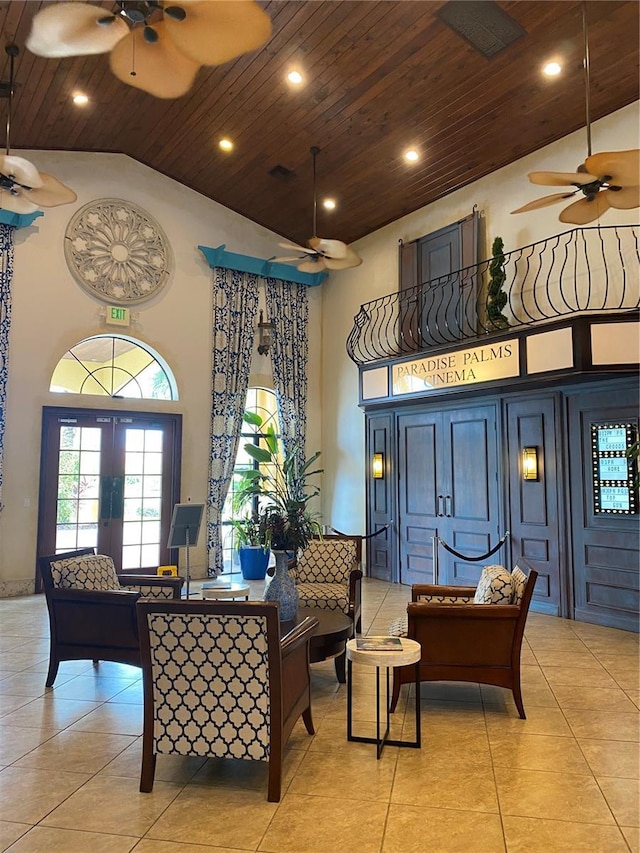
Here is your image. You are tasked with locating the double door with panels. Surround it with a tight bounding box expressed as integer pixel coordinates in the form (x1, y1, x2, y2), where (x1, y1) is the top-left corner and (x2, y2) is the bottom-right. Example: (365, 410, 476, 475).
(397, 404, 502, 587)
(38, 407, 181, 573)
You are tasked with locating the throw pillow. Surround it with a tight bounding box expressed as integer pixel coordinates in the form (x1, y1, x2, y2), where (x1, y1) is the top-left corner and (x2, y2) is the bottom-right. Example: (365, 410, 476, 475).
(473, 565, 513, 605)
(511, 565, 528, 605)
(51, 554, 121, 591)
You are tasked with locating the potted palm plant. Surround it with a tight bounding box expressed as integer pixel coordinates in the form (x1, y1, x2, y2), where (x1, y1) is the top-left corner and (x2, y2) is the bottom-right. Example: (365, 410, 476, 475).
(230, 515, 270, 580)
(234, 411, 322, 619)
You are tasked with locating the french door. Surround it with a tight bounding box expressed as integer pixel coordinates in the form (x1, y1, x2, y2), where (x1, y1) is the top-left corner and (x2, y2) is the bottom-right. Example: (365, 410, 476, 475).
(397, 403, 502, 587)
(38, 407, 182, 573)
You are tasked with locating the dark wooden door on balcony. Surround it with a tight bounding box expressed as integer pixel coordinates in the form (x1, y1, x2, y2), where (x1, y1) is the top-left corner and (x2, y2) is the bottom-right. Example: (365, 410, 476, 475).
(399, 212, 479, 350)
(397, 402, 502, 587)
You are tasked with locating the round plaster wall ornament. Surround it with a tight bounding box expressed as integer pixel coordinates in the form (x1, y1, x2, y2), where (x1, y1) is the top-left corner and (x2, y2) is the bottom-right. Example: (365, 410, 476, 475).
(64, 198, 172, 304)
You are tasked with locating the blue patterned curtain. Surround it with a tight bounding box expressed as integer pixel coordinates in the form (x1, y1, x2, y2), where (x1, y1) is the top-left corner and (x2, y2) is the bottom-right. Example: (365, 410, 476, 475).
(265, 278, 308, 460)
(207, 268, 259, 574)
(0, 224, 15, 515)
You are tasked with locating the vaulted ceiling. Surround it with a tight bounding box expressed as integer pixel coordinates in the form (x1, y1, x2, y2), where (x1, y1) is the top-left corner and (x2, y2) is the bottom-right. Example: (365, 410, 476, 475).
(1, 1, 638, 247)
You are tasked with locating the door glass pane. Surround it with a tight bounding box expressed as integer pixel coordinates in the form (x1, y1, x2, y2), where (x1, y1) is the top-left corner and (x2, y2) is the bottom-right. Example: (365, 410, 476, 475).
(120, 428, 164, 569)
(55, 426, 101, 553)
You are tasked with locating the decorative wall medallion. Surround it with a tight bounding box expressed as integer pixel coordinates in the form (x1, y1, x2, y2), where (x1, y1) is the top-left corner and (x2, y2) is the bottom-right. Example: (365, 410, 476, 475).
(64, 199, 172, 305)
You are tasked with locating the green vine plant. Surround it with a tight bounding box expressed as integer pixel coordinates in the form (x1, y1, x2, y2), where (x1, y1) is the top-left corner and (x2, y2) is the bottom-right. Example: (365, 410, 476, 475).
(486, 235, 510, 330)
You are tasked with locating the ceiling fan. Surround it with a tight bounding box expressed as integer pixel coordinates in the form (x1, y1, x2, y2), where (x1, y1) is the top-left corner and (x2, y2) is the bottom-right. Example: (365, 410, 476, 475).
(274, 146, 363, 274)
(511, 4, 639, 225)
(26, 1, 272, 99)
(0, 44, 76, 216)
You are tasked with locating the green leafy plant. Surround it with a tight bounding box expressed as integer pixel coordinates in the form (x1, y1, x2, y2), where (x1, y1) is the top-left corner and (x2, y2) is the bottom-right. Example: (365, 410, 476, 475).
(234, 411, 323, 552)
(229, 515, 265, 549)
(486, 235, 509, 330)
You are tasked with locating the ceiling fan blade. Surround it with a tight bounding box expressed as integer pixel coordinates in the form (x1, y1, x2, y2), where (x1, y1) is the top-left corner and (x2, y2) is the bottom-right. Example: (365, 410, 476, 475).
(272, 256, 305, 263)
(511, 192, 577, 214)
(0, 155, 43, 189)
(0, 189, 40, 214)
(528, 170, 598, 187)
(298, 257, 328, 274)
(323, 254, 364, 271)
(278, 242, 314, 254)
(603, 185, 640, 210)
(26, 2, 128, 58)
(585, 150, 640, 186)
(110, 25, 200, 98)
(26, 173, 77, 208)
(166, 0, 272, 66)
(308, 236, 349, 259)
(559, 194, 611, 225)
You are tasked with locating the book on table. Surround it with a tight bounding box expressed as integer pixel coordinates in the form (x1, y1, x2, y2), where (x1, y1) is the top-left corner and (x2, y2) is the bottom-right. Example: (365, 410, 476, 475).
(356, 636, 403, 651)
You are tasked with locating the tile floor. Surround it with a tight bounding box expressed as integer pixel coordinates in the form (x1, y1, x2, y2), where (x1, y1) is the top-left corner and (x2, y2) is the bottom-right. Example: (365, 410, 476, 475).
(0, 577, 638, 852)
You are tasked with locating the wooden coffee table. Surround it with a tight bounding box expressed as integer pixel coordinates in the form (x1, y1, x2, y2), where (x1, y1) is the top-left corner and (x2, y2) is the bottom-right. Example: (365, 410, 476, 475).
(284, 607, 353, 683)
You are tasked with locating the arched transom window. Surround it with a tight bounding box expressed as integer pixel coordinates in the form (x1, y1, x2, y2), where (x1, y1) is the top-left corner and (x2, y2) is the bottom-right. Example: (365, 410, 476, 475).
(50, 335, 177, 400)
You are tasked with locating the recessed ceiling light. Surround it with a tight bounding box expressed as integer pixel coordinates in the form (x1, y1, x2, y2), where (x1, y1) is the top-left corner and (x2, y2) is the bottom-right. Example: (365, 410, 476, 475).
(219, 138, 234, 152)
(323, 198, 336, 211)
(404, 149, 419, 163)
(287, 70, 303, 85)
(72, 92, 89, 106)
(543, 61, 562, 77)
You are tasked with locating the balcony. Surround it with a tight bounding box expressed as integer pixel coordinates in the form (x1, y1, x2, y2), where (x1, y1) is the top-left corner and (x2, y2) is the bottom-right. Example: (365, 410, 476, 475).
(347, 225, 639, 365)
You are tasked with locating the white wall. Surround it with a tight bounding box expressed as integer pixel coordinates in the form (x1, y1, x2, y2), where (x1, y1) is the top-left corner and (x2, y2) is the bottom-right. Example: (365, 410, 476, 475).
(321, 102, 640, 538)
(0, 151, 322, 592)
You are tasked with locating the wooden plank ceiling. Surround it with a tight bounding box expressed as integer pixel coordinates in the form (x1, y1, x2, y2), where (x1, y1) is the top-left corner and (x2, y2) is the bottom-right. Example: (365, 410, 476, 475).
(0, 1, 638, 247)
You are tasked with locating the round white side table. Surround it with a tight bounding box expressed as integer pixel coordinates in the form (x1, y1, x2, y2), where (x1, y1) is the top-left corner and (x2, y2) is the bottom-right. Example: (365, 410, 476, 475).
(201, 580, 250, 600)
(346, 636, 421, 758)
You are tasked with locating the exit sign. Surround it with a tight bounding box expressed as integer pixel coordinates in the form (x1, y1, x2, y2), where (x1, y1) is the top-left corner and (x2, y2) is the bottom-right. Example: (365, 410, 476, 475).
(105, 306, 130, 326)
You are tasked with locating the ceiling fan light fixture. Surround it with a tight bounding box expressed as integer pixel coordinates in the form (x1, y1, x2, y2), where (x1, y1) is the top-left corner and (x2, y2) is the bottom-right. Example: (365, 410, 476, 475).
(27, 0, 272, 98)
(512, 3, 639, 225)
(0, 46, 77, 215)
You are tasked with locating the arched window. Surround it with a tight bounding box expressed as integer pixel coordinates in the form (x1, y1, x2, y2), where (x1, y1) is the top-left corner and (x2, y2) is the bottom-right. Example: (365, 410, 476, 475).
(221, 387, 280, 573)
(50, 335, 177, 400)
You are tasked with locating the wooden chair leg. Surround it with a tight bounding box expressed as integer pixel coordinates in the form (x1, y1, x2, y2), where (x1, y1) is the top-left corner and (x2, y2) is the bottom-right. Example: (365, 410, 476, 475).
(45, 656, 59, 688)
(267, 753, 282, 802)
(140, 750, 156, 792)
(302, 706, 314, 735)
(512, 678, 526, 720)
(334, 650, 346, 684)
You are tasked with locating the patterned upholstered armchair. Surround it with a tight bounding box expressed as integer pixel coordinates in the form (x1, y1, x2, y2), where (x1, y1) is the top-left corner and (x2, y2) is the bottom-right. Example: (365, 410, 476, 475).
(289, 534, 363, 632)
(136, 599, 318, 802)
(38, 548, 183, 687)
(389, 559, 538, 718)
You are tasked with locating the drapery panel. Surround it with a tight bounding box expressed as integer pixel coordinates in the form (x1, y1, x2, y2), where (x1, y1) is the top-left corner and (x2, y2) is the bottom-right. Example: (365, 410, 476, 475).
(0, 224, 15, 515)
(207, 268, 259, 574)
(265, 278, 308, 462)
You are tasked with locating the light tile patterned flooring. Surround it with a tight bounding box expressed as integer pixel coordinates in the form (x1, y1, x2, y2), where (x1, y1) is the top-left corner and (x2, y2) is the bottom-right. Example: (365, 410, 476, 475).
(0, 577, 638, 852)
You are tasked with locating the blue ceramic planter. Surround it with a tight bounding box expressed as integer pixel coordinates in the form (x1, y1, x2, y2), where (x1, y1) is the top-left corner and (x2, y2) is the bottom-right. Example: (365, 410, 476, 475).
(238, 546, 270, 580)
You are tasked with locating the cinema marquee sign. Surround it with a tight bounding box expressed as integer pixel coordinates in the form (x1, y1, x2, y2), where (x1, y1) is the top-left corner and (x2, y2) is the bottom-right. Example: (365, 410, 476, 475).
(392, 339, 519, 396)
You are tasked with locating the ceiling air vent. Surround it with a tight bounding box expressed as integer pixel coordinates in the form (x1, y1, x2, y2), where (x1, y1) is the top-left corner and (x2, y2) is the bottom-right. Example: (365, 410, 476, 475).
(437, 1, 525, 58)
(268, 164, 296, 181)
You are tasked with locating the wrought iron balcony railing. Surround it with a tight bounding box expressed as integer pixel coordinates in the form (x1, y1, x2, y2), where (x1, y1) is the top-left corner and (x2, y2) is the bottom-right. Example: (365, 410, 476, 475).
(347, 225, 639, 365)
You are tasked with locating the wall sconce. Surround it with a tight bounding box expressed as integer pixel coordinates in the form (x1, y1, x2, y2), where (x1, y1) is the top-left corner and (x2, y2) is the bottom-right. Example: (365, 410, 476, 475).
(372, 452, 384, 479)
(257, 310, 275, 355)
(522, 447, 539, 481)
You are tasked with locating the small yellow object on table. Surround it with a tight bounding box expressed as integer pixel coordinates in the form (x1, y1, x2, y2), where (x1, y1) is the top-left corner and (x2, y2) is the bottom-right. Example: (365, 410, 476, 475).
(346, 636, 421, 758)
(157, 565, 178, 577)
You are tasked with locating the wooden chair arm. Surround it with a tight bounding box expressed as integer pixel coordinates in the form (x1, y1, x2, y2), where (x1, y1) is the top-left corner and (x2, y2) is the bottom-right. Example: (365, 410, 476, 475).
(408, 602, 520, 619)
(411, 584, 476, 600)
(281, 616, 319, 657)
(119, 575, 184, 594)
(51, 588, 140, 605)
